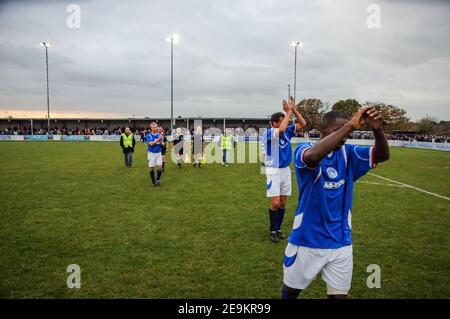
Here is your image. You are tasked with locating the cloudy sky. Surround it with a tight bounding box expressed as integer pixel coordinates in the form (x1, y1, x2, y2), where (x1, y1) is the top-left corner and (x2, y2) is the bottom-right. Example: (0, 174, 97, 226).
(0, 0, 449, 120)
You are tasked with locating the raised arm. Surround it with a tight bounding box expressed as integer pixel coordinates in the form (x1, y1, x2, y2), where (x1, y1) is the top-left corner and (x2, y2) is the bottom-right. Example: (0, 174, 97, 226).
(364, 107, 390, 163)
(285, 96, 306, 132)
(278, 107, 292, 134)
(303, 107, 370, 168)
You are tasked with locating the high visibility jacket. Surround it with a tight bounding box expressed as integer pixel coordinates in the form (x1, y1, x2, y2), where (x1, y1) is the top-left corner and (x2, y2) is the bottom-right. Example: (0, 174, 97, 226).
(122, 133, 134, 148)
(221, 134, 233, 149)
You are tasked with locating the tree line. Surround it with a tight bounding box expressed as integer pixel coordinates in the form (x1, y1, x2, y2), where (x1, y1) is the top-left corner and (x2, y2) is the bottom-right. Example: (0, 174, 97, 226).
(296, 98, 450, 135)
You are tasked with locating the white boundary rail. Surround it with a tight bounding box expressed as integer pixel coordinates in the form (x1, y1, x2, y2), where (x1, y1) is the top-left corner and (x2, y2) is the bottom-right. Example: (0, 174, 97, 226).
(0, 135, 448, 151)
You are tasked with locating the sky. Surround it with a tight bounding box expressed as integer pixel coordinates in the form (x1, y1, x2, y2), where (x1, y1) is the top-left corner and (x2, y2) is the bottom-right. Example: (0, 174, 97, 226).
(0, 0, 449, 121)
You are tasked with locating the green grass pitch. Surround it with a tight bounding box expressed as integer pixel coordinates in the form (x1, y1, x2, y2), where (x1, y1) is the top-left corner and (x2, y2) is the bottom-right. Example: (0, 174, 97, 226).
(0, 141, 449, 298)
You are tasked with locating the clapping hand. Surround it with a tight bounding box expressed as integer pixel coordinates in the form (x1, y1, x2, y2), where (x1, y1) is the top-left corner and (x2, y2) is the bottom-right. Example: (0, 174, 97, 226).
(282, 96, 295, 113)
(363, 106, 384, 131)
(350, 106, 372, 130)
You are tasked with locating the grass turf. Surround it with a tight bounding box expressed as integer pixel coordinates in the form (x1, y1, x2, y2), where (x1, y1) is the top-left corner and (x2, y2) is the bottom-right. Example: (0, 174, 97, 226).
(0, 142, 449, 298)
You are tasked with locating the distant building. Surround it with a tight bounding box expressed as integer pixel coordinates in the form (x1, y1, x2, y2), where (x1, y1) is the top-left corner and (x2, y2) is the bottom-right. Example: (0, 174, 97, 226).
(0, 117, 272, 134)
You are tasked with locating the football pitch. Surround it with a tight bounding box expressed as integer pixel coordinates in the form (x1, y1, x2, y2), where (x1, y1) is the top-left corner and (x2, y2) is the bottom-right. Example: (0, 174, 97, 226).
(0, 142, 449, 299)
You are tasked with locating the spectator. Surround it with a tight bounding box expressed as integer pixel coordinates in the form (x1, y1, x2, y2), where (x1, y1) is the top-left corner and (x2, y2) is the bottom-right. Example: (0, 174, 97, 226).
(119, 127, 136, 168)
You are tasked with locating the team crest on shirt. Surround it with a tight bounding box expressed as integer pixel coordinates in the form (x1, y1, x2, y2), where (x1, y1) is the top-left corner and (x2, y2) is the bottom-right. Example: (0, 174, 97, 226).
(326, 167, 338, 179)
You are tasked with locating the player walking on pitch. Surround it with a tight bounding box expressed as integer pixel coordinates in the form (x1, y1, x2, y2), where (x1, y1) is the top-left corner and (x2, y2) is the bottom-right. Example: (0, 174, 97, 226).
(192, 126, 204, 168)
(263, 97, 306, 243)
(158, 126, 168, 171)
(146, 122, 164, 187)
(173, 127, 184, 168)
(281, 106, 390, 299)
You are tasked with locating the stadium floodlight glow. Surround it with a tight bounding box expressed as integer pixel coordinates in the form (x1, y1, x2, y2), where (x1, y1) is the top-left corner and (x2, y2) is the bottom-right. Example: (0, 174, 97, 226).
(166, 34, 179, 44)
(40, 41, 53, 132)
(291, 41, 302, 48)
(40, 42, 53, 47)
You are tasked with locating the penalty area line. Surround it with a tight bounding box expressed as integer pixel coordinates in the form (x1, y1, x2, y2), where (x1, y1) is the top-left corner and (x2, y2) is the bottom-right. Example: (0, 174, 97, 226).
(367, 173, 450, 202)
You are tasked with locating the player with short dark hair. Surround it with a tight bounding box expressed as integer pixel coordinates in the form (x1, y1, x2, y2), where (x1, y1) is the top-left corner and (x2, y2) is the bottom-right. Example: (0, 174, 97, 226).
(281, 106, 390, 299)
(263, 97, 306, 243)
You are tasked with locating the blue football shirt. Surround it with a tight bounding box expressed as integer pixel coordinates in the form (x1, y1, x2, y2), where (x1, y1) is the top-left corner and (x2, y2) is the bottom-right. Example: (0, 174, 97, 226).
(262, 125, 296, 168)
(146, 132, 162, 153)
(288, 142, 376, 249)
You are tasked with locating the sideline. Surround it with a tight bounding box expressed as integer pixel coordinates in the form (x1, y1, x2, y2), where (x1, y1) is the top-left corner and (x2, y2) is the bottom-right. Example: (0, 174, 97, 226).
(357, 180, 404, 188)
(368, 173, 450, 201)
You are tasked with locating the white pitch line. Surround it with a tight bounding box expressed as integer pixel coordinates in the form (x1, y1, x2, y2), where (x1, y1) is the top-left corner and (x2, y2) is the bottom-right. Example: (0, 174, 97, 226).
(357, 180, 404, 188)
(368, 173, 450, 201)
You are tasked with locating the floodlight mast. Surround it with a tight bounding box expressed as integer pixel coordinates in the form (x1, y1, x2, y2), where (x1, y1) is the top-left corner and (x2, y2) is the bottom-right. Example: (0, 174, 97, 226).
(166, 34, 179, 134)
(291, 41, 302, 105)
(40, 42, 52, 132)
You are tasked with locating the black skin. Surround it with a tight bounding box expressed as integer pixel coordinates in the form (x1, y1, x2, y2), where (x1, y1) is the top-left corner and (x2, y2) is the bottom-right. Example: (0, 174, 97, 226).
(283, 106, 390, 299)
(304, 106, 390, 167)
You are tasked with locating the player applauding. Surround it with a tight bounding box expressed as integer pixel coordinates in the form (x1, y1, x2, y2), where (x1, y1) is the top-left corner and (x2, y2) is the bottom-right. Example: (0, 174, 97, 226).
(282, 106, 390, 299)
(173, 128, 184, 168)
(146, 122, 164, 187)
(263, 97, 306, 243)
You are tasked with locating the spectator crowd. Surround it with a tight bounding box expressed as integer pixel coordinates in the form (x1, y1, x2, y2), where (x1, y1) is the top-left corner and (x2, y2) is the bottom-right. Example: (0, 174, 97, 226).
(1, 126, 449, 143)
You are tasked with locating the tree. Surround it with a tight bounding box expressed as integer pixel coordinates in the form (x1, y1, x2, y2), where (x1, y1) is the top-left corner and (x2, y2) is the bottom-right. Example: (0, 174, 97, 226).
(296, 98, 326, 130)
(364, 102, 410, 133)
(433, 121, 450, 136)
(416, 116, 435, 135)
(332, 99, 361, 118)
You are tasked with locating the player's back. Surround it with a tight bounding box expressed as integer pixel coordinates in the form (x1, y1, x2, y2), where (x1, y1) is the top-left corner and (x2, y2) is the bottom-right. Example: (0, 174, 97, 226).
(263, 125, 296, 169)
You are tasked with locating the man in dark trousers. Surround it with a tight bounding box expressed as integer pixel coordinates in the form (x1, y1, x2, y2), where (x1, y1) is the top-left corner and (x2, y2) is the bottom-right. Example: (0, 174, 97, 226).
(158, 126, 168, 171)
(173, 127, 184, 168)
(120, 127, 136, 168)
(192, 126, 204, 168)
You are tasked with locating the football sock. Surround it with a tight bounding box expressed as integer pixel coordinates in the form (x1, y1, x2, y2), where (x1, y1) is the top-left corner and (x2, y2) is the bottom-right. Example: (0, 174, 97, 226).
(150, 170, 156, 185)
(281, 286, 300, 299)
(269, 209, 277, 232)
(276, 208, 285, 231)
(156, 170, 162, 181)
